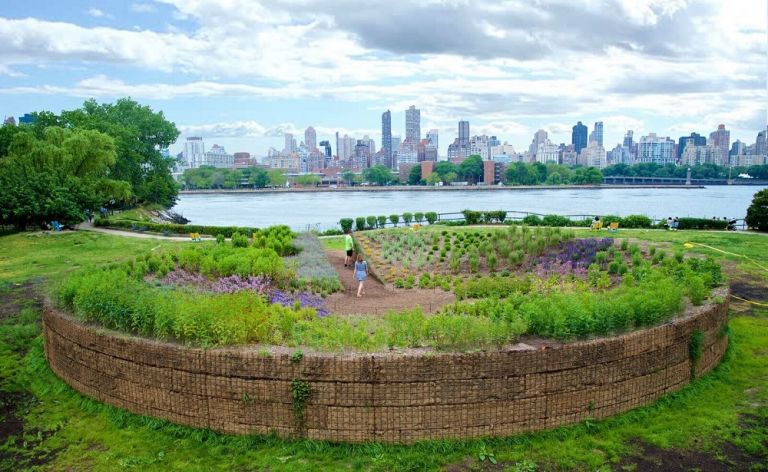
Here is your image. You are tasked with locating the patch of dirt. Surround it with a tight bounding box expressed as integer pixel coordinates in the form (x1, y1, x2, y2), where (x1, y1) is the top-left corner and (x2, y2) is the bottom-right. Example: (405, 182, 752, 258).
(0, 391, 61, 468)
(618, 439, 766, 472)
(0, 279, 44, 320)
(324, 249, 455, 315)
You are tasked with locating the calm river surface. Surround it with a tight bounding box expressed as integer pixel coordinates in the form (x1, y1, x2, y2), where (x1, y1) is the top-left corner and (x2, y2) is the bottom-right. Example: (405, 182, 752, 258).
(172, 186, 766, 231)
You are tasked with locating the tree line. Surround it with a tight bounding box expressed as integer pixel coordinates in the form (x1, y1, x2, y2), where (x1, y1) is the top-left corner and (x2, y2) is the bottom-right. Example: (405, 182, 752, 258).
(0, 98, 179, 230)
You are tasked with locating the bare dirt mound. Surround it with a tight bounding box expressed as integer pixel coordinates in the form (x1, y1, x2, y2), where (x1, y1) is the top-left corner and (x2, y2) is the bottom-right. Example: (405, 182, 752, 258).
(324, 249, 455, 315)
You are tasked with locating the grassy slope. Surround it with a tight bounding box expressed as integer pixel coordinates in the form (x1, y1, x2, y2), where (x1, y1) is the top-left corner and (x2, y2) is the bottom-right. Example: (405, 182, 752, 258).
(1, 229, 767, 471)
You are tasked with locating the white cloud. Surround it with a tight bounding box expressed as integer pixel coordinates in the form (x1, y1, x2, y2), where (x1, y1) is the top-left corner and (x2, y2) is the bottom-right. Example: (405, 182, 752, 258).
(0, 0, 765, 150)
(131, 3, 156, 13)
(86, 8, 112, 19)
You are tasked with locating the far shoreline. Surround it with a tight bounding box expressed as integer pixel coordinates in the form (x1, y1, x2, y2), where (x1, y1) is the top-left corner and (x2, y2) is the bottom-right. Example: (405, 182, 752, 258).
(179, 184, 707, 195)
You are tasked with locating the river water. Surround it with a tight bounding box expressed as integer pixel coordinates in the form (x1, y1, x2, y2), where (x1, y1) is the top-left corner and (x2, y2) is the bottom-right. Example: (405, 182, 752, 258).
(172, 186, 766, 231)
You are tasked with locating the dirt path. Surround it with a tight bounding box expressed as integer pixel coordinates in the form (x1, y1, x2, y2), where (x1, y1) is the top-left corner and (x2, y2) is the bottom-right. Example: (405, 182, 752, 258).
(324, 249, 455, 315)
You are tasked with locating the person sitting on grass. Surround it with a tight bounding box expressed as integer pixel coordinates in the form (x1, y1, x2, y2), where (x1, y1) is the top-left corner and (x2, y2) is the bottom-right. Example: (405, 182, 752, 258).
(354, 254, 368, 298)
(344, 230, 354, 267)
(590, 216, 601, 230)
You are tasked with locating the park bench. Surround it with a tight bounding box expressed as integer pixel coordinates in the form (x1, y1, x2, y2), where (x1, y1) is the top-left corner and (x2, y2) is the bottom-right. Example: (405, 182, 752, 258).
(607, 222, 620, 233)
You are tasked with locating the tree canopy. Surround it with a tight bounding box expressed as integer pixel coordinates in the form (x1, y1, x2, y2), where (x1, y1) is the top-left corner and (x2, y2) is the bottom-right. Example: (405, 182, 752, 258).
(0, 127, 129, 229)
(0, 99, 181, 229)
(363, 165, 397, 185)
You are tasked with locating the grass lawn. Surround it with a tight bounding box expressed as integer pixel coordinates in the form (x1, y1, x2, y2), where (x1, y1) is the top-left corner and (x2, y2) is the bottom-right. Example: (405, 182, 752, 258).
(1, 228, 767, 471)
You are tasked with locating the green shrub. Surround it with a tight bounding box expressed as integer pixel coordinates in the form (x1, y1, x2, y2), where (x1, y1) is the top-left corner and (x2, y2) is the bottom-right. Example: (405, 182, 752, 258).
(462, 210, 482, 225)
(355, 217, 366, 231)
(377, 215, 388, 228)
(541, 214, 572, 227)
(389, 214, 400, 227)
(366, 216, 377, 229)
(621, 214, 653, 228)
(522, 214, 542, 226)
(414, 212, 424, 224)
(231, 232, 249, 248)
(402, 212, 413, 225)
(425, 212, 438, 225)
(674, 218, 728, 230)
(216, 234, 226, 244)
(339, 218, 354, 233)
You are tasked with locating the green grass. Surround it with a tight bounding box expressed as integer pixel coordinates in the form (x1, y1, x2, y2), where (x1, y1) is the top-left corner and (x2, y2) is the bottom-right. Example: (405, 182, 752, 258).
(0, 232, 174, 283)
(320, 235, 346, 251)
(0, 228, 767, 470)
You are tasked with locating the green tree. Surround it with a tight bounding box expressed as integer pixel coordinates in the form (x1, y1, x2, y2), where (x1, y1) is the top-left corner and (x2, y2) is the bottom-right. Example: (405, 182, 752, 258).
(363, 165, 395, 186)
(341, 169, 355, 186)
(571, 166, 604, 184)
(296, 174, 320, 186)
(268, 169, 287, 187)
(433, 161, 459, 182)
(459, 155, 483, 184)
(248, 167, 270, 188)
(745, 188, 768, 231)
(0, 127, 121, 229)
(408, 165, 423, 185)
(60, 98, 180, 206)
(505, 162, 539, 185)
(425, 172, 442, 185)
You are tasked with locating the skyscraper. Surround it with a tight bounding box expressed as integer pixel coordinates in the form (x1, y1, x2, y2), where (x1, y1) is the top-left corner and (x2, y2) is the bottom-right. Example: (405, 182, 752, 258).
(572, 121, 588, 155)
(382, 110, 392, 168)
(677, 132, 706, 159)
(637, 133, 676, 165)
(623, 130, 634, 148)
(590, 121, 603, 147)
(284, 133, 296, 154)
(427, 129, 439, 153)
(458, 120, 470, 147)
(304, 126, 316, 150)
(756, 127, 768, 156)
(709, 124, 730, 165)
(319, 140, 332, 158)
(405, 105, 420, 143)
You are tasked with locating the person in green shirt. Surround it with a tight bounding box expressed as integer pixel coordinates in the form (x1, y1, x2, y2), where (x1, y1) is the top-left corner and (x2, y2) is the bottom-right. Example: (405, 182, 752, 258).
(344, 230, 354, 267)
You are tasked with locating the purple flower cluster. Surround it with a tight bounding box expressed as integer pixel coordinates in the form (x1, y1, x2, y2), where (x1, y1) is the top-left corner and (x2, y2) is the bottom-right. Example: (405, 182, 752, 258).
(535, 238, 613, 276)
(211, 275, 271, 294)
(158, 269, 209, 288)
(269, 289, 330, 317)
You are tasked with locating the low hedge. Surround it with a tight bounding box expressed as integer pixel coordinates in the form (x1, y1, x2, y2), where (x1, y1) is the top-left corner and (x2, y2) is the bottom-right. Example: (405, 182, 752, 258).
(94, 217, 274, 238)
(669, 218, 728, 230)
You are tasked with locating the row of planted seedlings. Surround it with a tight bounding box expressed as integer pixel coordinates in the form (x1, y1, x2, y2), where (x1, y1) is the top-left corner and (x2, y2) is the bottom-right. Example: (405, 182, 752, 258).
(53, 220, 724, 350)
(356, 225, 577, 287)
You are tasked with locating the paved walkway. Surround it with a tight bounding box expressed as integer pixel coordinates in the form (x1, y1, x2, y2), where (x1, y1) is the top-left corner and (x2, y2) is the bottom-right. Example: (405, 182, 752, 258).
(77, 222, 200, 241)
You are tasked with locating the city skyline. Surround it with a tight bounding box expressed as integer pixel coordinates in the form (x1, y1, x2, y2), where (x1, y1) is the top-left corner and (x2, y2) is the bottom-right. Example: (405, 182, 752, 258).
(0, 0, 765, 156)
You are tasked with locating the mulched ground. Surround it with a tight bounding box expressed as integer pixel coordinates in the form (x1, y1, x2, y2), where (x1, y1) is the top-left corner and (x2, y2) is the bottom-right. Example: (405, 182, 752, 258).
(323, 249, 455, 316)
(617, 438, 766, 471)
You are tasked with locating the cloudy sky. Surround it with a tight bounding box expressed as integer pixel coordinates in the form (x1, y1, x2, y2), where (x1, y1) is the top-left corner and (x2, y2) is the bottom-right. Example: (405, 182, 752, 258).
(0, 0, 766, 156)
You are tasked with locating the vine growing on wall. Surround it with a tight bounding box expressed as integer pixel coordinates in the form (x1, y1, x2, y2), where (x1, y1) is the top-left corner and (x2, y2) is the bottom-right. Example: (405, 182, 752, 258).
(689, 329, 705, 379)
(291, 379, 313, 435)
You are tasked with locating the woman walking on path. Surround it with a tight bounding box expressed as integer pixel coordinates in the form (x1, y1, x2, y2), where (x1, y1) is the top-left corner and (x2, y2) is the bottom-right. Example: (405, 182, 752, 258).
(354, 254, 368, 297)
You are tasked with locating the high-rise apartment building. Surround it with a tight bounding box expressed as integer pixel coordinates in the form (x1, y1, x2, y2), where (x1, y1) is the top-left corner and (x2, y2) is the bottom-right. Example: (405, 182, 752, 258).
(183, 137, 205, 168)
(572, 121, 588, 155)
(756, 127, 768, 156)
(528, 129, 549, 159)
(405, 105, 420, 143)
(589, 121, 603, 147)
(382, 110, 392, 168)
(637, 133, 676, 165)
(677, 132, 706, 160)
(427, 129, 439, 152)
(304, 126, 316, 150)
(319, 140, 332, 158)
(283, 133, 297, 154)
(458, 120, 470, 147)
(361, 135, 375, 154)
(709, 124, 730, 165)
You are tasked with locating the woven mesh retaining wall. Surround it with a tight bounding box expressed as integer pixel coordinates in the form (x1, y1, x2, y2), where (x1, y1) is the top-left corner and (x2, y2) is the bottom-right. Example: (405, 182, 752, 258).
(43, 295, 729, 443)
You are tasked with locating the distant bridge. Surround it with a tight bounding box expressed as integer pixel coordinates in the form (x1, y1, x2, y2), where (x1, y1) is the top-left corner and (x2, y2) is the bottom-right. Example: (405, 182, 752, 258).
(603, 176, 768, 185)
